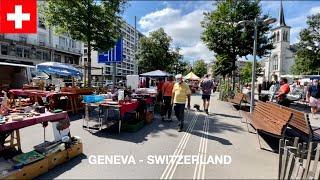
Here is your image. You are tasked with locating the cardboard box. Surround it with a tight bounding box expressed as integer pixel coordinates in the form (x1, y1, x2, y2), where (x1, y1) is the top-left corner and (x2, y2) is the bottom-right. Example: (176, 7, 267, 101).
(67, 143, 83, 159)
(47, 150, 68, 169)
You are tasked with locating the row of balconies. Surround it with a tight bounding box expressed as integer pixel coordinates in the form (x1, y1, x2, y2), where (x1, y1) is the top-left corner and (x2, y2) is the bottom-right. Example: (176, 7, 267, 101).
(0, 34, 82, 55)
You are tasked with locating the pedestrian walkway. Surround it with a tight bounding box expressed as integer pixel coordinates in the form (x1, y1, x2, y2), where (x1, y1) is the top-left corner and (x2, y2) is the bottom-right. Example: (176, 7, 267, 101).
(19, 93, 278, 179)
(159, 93, 278, 179)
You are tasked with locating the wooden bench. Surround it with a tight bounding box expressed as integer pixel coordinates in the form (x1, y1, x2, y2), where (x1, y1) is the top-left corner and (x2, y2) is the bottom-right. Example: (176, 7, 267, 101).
(267, 101, 320, 143)
(242, 101, 293, 150)
(228, 93, 245, 113)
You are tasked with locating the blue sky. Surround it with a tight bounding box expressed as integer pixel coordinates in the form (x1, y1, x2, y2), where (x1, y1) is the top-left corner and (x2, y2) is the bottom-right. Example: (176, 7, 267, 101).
(121, 1, 320, 63)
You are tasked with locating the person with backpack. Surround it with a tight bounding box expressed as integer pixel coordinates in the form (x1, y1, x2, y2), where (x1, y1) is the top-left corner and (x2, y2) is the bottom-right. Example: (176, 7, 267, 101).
(200, 74, 214, 114)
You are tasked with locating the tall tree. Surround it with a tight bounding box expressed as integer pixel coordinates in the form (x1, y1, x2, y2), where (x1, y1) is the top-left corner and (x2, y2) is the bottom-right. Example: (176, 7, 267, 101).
(176, 60, 192, 75)
(42, 0, 126, 87)
(201, 0, 274, 90)
(292, 13, 320, 75)
(137, 28, 181, 73)
(193, 60, 208, 78)
(212, 54, 233, 78)
(240, 61, 263, 84)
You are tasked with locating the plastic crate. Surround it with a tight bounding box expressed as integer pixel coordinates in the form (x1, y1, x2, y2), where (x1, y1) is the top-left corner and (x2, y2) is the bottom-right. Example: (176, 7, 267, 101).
(83, 95, 104, 103)
(121, 120, 144, 132)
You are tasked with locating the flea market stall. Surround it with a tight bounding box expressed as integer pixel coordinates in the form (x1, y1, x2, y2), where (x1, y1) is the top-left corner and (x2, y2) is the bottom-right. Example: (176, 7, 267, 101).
(184, 72, 200, 93)
(82, 90, 154, 133)
(7, 62, 93, 114)
(0, 92, 83, 179)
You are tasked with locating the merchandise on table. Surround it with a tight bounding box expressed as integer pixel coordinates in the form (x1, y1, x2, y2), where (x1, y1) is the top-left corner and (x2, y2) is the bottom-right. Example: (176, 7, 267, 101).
(12, 150, 45, 165)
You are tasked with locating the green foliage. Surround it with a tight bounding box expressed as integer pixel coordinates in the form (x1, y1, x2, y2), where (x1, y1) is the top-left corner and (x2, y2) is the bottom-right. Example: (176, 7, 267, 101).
(136, 28, 182, 73)
(292, 13, 320, 75)
(240, 61, 263, 84)
(213, 54, 233, 77)
(193, 60, 208, 78)
(42, 0, 127, 86)
(201, 0, 274, 86)
(176, 60, 191, 75)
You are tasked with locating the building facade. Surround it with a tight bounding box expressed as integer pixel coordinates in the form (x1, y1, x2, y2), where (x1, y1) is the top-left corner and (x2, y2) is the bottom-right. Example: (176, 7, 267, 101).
(261, 1, 295, 82)
(0, 11, 82, 89)
(0, 18, 82, 67)
(83, 20, 143, 85)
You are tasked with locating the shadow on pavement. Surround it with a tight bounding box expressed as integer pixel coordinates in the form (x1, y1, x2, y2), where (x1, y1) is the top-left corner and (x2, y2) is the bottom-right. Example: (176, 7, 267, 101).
(187, 113, 243, 146)
(91, 114, 183, 144)
(39, 154, 87, 179)
(210, 113, 241, 119)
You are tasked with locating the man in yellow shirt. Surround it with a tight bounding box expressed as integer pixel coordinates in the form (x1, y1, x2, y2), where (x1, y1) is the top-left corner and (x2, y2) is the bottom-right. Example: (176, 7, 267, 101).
(172, 74, 191, 132)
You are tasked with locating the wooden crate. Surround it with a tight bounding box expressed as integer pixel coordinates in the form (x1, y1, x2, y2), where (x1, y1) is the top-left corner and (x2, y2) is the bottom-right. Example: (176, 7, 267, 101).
(145, 111, 154, 124)
(47, 150, 68, 169)
(5, 158, 49, 179)
(67, 143, 83, 159)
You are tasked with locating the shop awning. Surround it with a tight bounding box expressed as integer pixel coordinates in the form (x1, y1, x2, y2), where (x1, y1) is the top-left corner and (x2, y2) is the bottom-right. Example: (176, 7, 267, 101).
(140, 70, 171, 77)
(0, 62, 35, 68)
(184, 72, 200, 80)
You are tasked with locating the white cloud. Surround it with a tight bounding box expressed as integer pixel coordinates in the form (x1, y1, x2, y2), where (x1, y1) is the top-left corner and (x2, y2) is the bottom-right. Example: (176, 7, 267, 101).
(309, 6, 320, 15)
(138, 5, 215, 62)
(139, 8, 181, 30)
(181, 42, 215, 62)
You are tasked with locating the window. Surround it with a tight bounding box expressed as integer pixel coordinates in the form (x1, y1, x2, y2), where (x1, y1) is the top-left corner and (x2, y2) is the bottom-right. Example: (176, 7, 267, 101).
(54, 54, 61, 62)
(38, 33, 46, 46)
(16, 47, 23, 57)
(1, 44, 8, 55)
(24, 49, 30, 58)
(84, 57, 87, 62)
(59, 36, 66, 47)
(84, 49, 88, 54)
(36, 51, 43, 60)
(71, 40, 76, 48)
(276, 32, 280, 42)
(74, 58, 79, 65)
(273, 55, 278, 71)
(283, 31, 287, 41)
(43, 52, 50, 60)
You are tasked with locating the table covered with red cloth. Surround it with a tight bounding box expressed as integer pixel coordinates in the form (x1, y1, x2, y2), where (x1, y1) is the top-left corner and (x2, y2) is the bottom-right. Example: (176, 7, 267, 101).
(0, 111, 69, 132)
(9, 89, 51, 98)
(101, 101, 139, 118)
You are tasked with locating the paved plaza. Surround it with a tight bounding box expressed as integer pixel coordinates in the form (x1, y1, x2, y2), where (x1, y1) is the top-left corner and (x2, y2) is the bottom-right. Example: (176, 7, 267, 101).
(14, 93, 291, 179)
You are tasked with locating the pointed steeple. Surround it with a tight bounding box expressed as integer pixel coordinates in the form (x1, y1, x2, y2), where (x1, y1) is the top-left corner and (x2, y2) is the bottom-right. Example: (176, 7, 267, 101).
(278, 0, 287, 27)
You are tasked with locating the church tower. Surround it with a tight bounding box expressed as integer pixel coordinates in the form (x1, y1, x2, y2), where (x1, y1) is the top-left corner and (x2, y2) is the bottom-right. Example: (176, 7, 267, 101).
(269, 0, 292, 81)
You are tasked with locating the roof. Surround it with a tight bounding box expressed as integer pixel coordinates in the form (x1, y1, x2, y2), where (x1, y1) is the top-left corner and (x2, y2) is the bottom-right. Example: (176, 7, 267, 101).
(184, 72, 200, 80)
(0, 62, 35, 68)
(277, 0, 287, 27)
(139, 70, 171, 77)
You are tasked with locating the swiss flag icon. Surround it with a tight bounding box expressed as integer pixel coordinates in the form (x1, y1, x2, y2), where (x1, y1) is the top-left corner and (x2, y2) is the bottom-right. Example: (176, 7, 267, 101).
(0, 0, 37, 33)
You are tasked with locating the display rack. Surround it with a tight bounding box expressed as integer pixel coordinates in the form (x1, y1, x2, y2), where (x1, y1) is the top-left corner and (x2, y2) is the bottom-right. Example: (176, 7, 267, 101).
(0, 111, 83, 179)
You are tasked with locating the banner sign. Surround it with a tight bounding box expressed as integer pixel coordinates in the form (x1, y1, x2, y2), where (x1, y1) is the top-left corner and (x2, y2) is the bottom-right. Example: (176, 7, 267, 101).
(98, 38, 123, 64)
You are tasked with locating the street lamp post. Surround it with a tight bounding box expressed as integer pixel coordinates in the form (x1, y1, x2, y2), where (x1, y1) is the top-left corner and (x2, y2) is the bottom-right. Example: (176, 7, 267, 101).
(237, 17, 276, 113)
(250, 18, 258, 113)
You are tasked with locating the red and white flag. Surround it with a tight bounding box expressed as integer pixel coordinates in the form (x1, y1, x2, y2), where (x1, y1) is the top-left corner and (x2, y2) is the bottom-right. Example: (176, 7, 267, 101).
(0, 0, 37, 33)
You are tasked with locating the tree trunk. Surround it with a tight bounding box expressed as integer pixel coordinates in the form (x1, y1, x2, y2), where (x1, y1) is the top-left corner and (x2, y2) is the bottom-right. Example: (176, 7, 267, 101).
(232, 59, 236, 91)
(87, 41, 92, 87)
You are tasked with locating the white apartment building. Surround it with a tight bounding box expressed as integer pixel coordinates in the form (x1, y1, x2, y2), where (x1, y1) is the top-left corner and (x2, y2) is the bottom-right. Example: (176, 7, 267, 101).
(83, 20, 143, 84)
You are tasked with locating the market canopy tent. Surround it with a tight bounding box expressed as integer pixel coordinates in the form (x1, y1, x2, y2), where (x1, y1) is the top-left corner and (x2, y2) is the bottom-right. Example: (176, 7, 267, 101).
(36, 62, 83, 78)
(184, 72, 200, 80)
(140, 70, 171, 77)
